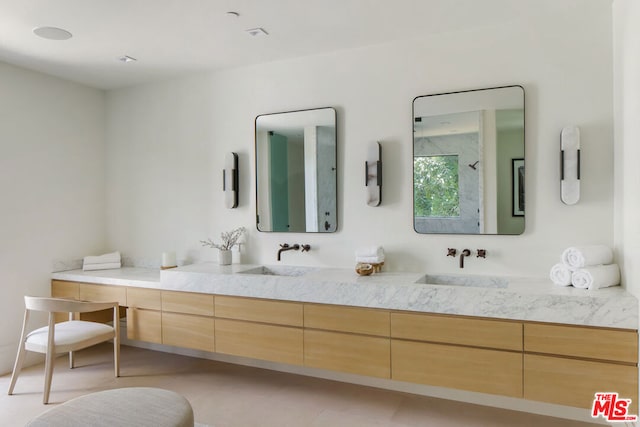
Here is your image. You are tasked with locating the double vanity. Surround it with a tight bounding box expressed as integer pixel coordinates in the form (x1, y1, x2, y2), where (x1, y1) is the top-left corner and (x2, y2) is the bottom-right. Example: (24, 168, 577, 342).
(51, 264, 638, 413)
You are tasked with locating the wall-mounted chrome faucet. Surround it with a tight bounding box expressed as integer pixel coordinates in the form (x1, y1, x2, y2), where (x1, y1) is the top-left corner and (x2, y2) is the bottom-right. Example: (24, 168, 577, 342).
(277, 243, 311, 261)
(447, 248, 486, 268)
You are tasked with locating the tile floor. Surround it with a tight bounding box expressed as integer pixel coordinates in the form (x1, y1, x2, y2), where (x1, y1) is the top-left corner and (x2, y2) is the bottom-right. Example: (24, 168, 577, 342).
(0, 343, 602, 426)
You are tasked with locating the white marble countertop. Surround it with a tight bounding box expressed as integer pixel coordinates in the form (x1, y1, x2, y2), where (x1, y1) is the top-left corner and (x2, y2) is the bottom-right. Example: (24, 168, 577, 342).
(51, 263, 638, 330)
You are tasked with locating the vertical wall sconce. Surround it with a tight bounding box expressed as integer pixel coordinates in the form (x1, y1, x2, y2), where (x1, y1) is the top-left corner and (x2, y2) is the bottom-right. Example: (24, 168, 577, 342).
(560, 126, 580, 205)
(365, 141, 382, 206)
(223, 152, 239, 208)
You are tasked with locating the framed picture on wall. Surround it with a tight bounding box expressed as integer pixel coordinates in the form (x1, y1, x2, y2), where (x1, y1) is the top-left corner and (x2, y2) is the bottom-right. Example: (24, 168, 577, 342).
(512, 158, 525, 217)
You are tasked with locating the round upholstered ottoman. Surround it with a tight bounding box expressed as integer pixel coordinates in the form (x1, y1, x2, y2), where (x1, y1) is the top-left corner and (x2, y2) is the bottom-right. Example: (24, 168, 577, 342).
(26, 387, 194, 427)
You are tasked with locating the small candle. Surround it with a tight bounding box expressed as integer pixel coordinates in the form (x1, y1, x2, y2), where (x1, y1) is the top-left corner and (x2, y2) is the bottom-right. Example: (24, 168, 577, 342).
(162, 251, 176, 267)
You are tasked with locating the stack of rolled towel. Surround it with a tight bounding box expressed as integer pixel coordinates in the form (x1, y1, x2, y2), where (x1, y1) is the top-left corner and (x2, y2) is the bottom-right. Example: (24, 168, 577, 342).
(82, 251, 122, 271)
(549, 245, 620, 290)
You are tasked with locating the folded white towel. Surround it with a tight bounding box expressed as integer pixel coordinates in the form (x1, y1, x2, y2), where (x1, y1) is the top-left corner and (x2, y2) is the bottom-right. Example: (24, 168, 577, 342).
(83, 251, 121, 265)
(355, 246, 384, 258)
(82, 262, 122, 271)
(571, 264, 620, 290)
(356, 255, 385, 264)
(561, 246, 613, 271)
(550, 263, 572, 286)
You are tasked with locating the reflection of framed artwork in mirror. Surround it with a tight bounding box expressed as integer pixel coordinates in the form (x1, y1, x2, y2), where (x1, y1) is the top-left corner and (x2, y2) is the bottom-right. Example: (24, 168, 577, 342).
(512, 158, 525, 217)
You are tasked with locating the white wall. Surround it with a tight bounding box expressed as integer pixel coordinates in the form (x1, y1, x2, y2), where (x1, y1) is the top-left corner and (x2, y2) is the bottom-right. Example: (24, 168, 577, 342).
(0, 62, 106, 373)
(105, 3, 613, 278)
(614, 0, 640, 297)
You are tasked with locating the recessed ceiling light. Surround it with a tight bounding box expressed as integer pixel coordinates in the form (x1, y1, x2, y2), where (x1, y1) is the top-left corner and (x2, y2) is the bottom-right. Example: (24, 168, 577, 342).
(117, 55, 137, 63)
(245, 27, 268, 37)
(33, 26, 72, 40)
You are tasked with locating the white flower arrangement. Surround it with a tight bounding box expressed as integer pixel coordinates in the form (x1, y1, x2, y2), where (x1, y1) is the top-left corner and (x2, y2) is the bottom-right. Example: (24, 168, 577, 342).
(200, 227, 246, 251)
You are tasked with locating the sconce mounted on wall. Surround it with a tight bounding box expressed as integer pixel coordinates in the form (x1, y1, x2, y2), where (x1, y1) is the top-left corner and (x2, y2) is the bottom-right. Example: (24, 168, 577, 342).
(365, 141, 382, 206)
(223, 152, 239, 209)
(560, 126, 580, 205)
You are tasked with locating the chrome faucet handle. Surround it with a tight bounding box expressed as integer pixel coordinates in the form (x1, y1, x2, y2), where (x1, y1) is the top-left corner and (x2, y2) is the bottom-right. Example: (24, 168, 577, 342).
(300, 244, 311, 252)
(279, 243, 290, 249)
(477, 249, 487, 258)
(447, 248, 457, 257)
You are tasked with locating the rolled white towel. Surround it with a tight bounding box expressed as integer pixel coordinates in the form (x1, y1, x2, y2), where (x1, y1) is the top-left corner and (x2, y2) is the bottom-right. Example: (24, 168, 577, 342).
(550, 263, 572, 286)
(83, 251, 121, 265)
(561, 246, 613, 271)
(356, 255, 385, 264)
(355, 246, 384, 259)
(83, 262, 122, 271)
(571, 264, 620, 290)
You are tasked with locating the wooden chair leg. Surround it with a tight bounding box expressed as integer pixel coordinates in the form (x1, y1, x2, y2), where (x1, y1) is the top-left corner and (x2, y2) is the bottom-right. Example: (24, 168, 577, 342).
(113, 306, 120, 377)
(7, 342, 26, 395)
(43, 348, 55, 404)
(43, 312, 56, 404)
(114, 340, 120, 377)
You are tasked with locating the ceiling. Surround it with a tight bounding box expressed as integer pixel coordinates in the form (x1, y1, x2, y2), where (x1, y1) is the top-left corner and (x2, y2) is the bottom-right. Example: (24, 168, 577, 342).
(0, 0, 570, 90)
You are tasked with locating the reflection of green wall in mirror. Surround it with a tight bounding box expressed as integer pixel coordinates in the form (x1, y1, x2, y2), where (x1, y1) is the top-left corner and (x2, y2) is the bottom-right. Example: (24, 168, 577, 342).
(255, 107, 337, 233)
(269, 132, 289, 232)
(496, 109, 525, 234)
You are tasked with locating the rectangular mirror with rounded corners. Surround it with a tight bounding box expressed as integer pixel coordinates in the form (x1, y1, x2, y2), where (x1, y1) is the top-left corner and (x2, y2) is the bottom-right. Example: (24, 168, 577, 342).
(255, 107, 337, 232)
(413, 85, 524, 235)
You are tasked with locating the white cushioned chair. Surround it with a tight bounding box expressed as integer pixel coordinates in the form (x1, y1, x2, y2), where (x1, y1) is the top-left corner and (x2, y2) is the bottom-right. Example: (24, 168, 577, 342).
(7, 296, 120, 404)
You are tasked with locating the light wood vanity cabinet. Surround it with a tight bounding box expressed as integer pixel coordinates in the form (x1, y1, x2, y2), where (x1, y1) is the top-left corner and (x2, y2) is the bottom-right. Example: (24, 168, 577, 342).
(52, 280, 125, 323)
(390, 312, 524, 397)
(523, 323, 639, 411)
(126, 287, 162, 344)
(214, 296, 303, 365)
(51, 280, 640, 412)
(161, 291, 215, 352)
(303, 304, 391, 378)
(125, 288, 216, 351)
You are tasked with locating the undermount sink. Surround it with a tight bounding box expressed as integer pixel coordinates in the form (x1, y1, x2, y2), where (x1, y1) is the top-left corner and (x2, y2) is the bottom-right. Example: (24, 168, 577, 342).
(415, 274, 508, 288)
(238, 265, 316, 277)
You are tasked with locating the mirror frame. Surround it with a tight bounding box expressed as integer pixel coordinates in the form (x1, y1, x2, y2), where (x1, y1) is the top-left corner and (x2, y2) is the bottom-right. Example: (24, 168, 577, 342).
(254, 106, 338, 233)
(412, 85, 525, 235)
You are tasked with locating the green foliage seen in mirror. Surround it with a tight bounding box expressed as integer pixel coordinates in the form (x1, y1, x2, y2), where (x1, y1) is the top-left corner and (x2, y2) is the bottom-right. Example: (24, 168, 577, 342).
(413, 155, 460, 218)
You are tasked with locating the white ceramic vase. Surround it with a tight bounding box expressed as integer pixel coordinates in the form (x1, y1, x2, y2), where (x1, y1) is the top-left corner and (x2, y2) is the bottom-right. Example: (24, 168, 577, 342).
(218, 249, 232, 266)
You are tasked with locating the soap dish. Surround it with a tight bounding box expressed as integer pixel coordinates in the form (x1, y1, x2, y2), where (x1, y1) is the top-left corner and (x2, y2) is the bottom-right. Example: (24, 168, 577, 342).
(355, 263, 374, 276)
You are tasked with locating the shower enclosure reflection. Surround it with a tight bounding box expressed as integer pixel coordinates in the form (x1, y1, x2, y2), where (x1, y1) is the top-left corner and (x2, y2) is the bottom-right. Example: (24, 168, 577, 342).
(413, 86, 525, 235)
(255, 107, 337, 233)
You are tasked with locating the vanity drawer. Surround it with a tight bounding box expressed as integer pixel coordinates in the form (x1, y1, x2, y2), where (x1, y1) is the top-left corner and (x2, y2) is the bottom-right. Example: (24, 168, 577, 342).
(304, 330, 390, 378)
(127, 287, 161, 310)
(127, 307, 162, 344)
(215, 319, 303, 365)
(162, 312, 214, 352)
(161, 291, 214, 316)
(391, 312, 522, 351)
(215, 296, 303, 327)
(524, 354, 638, 411)
(79, 283, 127, 305)
(524, 323, 638, 363)
(392, 339, 522, 398)
(79, 283, 127, 323)
(304, 304, 390, 336)
(51, 280, 80, 300)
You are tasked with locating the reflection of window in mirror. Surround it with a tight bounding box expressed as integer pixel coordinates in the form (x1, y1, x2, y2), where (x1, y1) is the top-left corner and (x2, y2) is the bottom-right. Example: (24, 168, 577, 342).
(414, 155, 460, 218)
